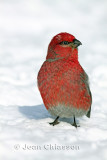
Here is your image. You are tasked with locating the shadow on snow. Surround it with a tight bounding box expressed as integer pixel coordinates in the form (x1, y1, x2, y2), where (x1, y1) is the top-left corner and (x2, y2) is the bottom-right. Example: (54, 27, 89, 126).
(18, 104, 80, 125)
(18, 104, 51, 120)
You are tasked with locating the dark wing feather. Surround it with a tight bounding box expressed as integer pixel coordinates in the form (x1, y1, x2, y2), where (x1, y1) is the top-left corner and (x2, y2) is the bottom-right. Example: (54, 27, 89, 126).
(86, 90, 92, 118)
(80, 70, 92, 118)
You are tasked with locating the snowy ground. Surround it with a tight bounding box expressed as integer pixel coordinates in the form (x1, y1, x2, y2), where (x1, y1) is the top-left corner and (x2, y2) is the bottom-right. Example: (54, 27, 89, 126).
(0, 0, 107, 160)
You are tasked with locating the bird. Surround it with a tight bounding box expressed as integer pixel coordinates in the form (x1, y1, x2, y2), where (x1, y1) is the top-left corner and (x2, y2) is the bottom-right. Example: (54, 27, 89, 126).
(37, 32, 92, 128)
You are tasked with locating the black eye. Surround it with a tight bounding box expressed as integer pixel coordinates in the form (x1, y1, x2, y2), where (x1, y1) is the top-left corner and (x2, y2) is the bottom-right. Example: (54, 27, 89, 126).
(60, 41, 69, 45)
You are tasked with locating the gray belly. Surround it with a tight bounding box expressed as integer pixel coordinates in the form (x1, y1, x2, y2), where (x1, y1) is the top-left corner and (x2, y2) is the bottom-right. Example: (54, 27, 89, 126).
(48, 104, 88, 118)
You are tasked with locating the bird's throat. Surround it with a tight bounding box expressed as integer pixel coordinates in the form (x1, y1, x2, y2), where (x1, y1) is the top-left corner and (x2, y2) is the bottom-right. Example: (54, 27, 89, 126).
(46, 45, 78, 62)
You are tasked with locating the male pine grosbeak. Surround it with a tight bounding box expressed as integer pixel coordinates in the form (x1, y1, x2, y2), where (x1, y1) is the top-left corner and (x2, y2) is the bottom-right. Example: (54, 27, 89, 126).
(37, 32, 92, 127)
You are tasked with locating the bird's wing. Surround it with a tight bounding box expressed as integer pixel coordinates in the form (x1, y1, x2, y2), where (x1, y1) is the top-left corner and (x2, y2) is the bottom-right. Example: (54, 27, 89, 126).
(86, 90, 92, 118)
(80, 70, 92, 118)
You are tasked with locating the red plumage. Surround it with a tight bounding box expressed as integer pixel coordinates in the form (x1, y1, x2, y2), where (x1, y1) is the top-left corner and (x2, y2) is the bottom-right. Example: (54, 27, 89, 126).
(37, 32, 92, 127)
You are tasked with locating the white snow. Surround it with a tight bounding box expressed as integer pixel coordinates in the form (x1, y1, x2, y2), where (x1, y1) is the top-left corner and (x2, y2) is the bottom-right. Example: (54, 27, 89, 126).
(0, 0, 107, 160)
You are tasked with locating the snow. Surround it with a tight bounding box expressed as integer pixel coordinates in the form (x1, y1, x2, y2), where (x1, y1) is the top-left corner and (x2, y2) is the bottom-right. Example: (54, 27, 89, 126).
(0, 0, 107, 160)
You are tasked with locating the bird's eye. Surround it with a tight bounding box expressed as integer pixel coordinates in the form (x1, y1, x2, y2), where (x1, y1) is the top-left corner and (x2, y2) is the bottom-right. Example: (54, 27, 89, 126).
(60, 41, 69, 45)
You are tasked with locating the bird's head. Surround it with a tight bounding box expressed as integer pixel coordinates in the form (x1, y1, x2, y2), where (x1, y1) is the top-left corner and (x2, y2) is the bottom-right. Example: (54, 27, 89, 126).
(46, 32, 82, 61)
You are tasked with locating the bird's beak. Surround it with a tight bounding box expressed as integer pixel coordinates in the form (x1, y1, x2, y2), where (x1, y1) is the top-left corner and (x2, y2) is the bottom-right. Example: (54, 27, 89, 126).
(69, 39, 82, 48)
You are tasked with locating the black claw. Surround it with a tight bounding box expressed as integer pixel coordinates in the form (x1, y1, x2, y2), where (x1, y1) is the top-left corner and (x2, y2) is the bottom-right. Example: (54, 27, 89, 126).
(72, 123, 80, 128)
(49, 121, 59, 126)
(49, 116, 59, 126)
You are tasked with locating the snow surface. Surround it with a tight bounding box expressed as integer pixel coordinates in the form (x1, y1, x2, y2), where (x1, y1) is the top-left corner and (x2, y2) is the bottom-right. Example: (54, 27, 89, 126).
(0, 0, 107, 160)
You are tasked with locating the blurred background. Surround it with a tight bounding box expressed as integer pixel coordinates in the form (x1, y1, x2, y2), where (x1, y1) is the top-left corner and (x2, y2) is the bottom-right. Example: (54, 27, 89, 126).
(0, 0, 107, 106)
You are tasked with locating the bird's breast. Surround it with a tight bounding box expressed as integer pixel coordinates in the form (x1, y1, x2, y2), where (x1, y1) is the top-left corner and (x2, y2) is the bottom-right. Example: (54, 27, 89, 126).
(37, 60, 91, 111)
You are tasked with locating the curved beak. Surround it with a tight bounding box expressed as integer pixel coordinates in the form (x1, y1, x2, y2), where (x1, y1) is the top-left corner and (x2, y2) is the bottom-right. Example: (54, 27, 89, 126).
(69, 39, 82, 48)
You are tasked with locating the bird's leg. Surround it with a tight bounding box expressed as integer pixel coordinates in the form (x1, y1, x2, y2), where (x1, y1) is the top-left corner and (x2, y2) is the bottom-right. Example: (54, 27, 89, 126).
(49, 116, 60, 126)
(72, 116, 80, 128)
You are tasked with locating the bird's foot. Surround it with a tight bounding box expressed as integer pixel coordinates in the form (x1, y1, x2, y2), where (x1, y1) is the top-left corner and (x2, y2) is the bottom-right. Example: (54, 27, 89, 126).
(72, 122, 80, 128)
(49, 121, 60, 126)
(49, 116, 59, 126)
